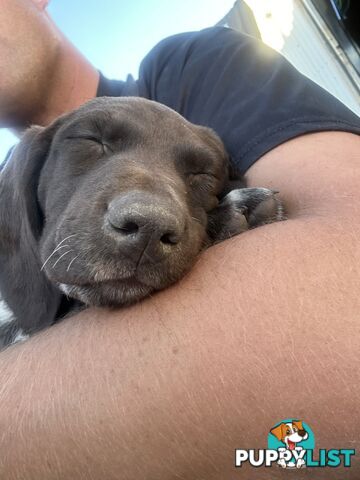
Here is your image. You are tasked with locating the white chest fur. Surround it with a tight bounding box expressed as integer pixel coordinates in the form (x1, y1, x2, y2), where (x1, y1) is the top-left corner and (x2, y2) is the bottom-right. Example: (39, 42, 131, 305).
(0, 296, 14, 326)
(0, 295, 28, 346)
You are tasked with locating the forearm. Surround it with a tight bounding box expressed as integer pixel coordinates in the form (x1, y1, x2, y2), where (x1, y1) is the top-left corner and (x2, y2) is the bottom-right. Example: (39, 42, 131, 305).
(0, 214, 358, 479)
(0, 133, 359, 479)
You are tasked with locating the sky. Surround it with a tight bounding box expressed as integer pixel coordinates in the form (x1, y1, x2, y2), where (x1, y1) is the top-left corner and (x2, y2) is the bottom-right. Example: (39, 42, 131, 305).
(0, 0, 235, 161)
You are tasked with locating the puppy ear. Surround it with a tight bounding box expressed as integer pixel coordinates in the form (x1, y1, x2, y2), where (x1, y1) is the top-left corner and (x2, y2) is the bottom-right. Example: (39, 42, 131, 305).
(270, 423, 285, 441)
(0, 123, 63, 334)
(195, 126, 245, 195)
(293, 420, 304, 431)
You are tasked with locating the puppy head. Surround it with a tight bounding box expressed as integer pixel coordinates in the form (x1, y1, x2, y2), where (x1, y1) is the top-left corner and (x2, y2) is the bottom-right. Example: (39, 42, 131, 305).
(270, 421, 308, 447)
(0, 97, 230, 329)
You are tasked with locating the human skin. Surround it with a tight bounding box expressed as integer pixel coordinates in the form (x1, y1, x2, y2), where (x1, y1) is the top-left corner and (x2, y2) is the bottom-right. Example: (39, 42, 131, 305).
(1, 2, 359, 478)
(0, 131, 359, 479)
(0, 0, 98, 131)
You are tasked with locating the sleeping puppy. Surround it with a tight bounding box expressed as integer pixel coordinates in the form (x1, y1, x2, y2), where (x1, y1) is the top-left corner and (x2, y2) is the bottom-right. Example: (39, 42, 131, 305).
(0, 97, 283, 347)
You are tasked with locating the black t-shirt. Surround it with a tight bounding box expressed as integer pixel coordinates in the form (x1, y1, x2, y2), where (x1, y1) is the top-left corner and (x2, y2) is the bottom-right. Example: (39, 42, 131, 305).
(97, 27, 360, 175)
(3, 26, 359, 172)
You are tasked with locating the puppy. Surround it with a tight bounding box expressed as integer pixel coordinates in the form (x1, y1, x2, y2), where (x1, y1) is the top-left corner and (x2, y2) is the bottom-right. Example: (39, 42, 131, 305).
(270, 420, 309, 468)
(0, 97, 283, 346)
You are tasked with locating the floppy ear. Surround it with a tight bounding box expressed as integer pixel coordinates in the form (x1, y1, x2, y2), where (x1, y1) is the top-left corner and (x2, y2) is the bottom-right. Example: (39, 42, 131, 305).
(293, 420, 304, 431)
(270, 423, 285, 441)
(0, 123, 63, 334)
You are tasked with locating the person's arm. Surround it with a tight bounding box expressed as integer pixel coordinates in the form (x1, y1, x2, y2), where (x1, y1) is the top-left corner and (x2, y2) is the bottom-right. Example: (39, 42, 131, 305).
(0, 0, 98, 132)
(0, 131, 359, 479)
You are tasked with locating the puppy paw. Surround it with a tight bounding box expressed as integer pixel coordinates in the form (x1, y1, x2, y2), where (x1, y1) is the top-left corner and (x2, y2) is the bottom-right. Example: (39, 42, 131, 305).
(207, 187, 285, 242)
(222, 187, 284, 227)
(296, 458, 306, 468)
(278, 459, 288, 469)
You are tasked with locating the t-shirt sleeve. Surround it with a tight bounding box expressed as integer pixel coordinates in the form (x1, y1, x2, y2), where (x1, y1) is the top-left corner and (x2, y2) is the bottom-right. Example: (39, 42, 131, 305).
(137, 27, 360, 174)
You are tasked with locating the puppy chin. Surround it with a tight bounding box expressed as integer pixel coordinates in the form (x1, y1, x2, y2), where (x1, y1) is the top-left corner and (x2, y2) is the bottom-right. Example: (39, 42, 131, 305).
(59, 280, 153, 307)
(55, 247, 198, 307)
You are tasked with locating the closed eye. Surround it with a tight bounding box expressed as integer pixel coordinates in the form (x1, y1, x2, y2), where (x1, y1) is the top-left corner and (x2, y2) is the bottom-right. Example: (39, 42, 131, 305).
(188, 172, 219, 180)
(65, 135, 113, 153)
(186, 172, 219, 195)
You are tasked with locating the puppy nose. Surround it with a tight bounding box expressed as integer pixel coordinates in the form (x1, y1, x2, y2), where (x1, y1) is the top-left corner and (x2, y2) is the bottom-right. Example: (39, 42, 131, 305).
(106, 192, 183, 261)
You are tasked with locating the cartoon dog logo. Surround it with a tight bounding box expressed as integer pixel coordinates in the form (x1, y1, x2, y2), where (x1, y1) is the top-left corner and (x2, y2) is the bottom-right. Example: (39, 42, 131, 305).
(270, 420, 309, 468)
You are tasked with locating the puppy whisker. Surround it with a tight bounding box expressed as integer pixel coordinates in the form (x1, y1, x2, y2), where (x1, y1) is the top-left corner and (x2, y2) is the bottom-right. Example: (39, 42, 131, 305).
(41, 245, 69, 271)
(40, 234, 77, 271)
(53, 234, 78, 252)
(67, 254, 80, 272)
(52, 250, 74, 269)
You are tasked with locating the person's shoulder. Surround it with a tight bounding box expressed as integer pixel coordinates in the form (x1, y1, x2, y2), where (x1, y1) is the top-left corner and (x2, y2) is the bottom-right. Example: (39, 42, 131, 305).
(145, 27, 258, 55)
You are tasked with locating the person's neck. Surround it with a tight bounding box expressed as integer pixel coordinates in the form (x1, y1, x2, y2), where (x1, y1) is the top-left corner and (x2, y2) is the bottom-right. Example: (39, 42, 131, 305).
(13, 35, 99, 135)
